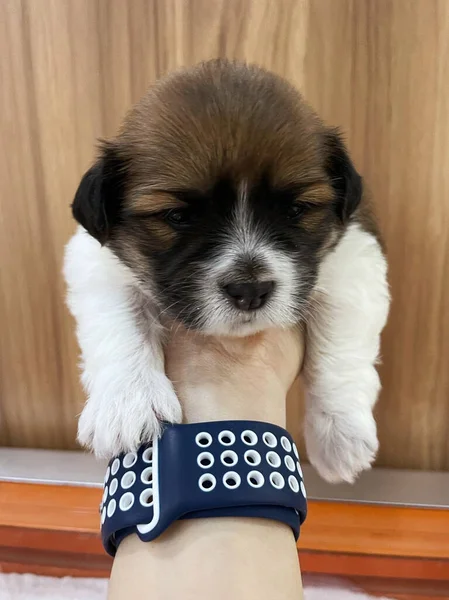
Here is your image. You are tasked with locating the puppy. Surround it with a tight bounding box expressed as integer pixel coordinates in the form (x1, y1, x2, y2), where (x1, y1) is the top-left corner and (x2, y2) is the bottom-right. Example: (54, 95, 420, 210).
(64, 59, 390, 483)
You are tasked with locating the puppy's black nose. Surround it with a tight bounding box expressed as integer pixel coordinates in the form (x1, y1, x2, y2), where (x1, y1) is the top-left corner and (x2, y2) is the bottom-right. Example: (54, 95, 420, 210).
(224, 281, 275, 311)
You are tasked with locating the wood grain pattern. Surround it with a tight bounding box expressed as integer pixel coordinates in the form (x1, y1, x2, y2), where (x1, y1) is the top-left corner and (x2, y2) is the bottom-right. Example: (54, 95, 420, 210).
(0, 526, 111, 578)
(0, 0, 448, 470)
(302, 501, 449, 560)
(0, 482, 101, 532)
(2, 481, 449, 600)
(2, 481, 449, 561)
(301, 552, 449, 582)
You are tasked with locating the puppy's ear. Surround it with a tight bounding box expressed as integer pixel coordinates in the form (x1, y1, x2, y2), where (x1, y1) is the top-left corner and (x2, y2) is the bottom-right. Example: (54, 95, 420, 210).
(71, 144, 127, 244)
(324, 129, 362, 222)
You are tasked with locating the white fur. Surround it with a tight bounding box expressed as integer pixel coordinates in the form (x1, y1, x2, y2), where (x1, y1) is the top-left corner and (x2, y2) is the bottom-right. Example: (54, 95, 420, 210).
(304, 223, 390, 483)
(64, 227, 181, 458)
(194, 180, 302, 336)
(198, 244, 299, 336)
(65, 222, 390, 482)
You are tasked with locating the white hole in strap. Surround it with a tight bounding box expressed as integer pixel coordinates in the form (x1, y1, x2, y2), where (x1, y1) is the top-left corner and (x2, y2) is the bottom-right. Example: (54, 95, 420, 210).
(119, 492, 135, 511)
(262, 432, 277, 448)
(109, 478, 118, 496)
(123, 452, 137, 468)
(241, 430, 258, 446)
(270, 472, 285, 490)
(221, 450, 238, 467)
(218, 430, 235, 446)
(111, 458, 120, 476)
(142, 447, 153, 463)
(195, 432, 213, 448)
(244, 449, 261, 466)
(285, 456, 296, 472)
(281, 436, 292, 453)
(121, 471, 136, 489)
(292, 443, 299, 459)
(288, 475, 300, 493)
(266, 451, 281, 468)
(247, 471, 264, 488)
(198, 473, 216, 492)
(107, 499, 116, 518)
(140, 489, 153, 507)
(197, 452, 214, 469)
(141, 467, 153, 485)
(223, 471, 241, 490)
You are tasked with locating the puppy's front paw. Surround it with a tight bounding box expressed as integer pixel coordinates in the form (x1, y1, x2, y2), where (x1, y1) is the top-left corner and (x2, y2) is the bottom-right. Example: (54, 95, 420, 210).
(304, 407, 378, 484)
(77, 372, 182, 458)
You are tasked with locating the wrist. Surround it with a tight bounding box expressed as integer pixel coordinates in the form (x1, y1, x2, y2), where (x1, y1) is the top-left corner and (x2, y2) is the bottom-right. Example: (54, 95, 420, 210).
(111, 518, 302, 600)
(178, 380, 287, 427)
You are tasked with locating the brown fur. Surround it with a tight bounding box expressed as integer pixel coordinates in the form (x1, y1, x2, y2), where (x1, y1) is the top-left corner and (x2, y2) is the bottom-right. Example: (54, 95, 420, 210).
(72, 59, 371, 330)
(114, 59, 333, 214)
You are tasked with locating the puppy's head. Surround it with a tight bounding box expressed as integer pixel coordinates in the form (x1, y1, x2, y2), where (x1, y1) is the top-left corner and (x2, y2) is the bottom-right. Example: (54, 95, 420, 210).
(72, 59, 362, 335)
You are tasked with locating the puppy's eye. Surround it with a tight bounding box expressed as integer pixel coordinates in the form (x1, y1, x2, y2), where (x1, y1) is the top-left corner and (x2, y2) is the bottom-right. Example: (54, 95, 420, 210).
(287, 204, 305, 220)
(164, 208, 195, 229)
(287, 202, 317, 220)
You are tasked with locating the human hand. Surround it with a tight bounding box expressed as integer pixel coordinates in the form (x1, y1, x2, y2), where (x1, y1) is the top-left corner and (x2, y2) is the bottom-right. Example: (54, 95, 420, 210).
(165, 326, 304, 427)
(111, 325, 305, 600)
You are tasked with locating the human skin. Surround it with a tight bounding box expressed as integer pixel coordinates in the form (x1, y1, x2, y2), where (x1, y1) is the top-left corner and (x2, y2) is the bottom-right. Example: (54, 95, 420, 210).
(108, 326, 305, 600)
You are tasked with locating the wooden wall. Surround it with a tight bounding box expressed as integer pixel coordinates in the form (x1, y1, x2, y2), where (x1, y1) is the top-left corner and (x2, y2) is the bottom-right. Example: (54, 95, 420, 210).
(1, 0, 448, 470)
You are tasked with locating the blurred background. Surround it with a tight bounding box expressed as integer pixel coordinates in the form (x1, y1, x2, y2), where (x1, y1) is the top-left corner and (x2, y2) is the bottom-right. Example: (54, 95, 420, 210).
(1, 0, 448, 473)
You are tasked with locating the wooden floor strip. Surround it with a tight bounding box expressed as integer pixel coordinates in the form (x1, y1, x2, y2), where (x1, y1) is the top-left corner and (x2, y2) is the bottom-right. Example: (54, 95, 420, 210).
(2, 480, 449, 599)
(301, 501, 449, 559)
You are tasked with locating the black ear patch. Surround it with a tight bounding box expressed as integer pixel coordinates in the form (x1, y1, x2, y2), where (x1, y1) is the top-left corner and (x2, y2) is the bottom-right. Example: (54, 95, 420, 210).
(71, 144, 127, 244)
(324, 129, 362, 222)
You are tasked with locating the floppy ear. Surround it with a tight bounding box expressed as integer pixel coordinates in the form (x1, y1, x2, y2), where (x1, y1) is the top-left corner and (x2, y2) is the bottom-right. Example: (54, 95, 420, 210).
(71, 144, 127, 244)
(324, 129, 362, 222)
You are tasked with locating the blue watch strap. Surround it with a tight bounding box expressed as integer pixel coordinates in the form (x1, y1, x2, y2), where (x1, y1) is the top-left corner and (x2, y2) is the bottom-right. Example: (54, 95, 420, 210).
(101, 421, 307, 556)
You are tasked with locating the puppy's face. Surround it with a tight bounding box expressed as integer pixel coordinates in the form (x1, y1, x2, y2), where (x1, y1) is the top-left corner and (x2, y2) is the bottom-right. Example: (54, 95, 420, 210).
(73, 60, 362, 335)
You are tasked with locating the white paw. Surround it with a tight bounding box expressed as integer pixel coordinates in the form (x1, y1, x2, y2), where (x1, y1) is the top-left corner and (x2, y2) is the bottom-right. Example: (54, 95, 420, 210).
(77, 371, 182, 458)
(304, 407, 379, 484)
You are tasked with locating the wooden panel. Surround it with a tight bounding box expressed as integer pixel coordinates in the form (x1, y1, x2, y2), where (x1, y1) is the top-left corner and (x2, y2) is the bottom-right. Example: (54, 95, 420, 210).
(301, 552, 449, 583)
(302, 556, 449, 599)
(309, 0, 449, 471)
(1, 0, 449, 470)
(0, 527, 111, 578)
(0, 482, 101, 532)
(0, 0, 97, 449)
(2, 481, 449, 600)
(2, 482, 449, 560)
(302, 502, 449, 560)
(288, 0, 449, 469)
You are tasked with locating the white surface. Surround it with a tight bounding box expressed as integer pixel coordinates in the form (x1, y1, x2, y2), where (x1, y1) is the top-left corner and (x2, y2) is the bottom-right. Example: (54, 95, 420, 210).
(0, 575, 107, 599)
(0, 448, 106, 488)
(0, 574, 393, 599)
(303, 576, 394, 600)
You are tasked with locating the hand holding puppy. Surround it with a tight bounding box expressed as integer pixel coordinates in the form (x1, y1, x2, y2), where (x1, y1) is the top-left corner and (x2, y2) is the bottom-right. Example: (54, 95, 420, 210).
(165, 325, 304, 426)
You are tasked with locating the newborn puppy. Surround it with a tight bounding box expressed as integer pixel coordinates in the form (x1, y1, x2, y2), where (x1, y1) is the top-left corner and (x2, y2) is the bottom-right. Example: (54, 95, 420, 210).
(64, 59, 390, 483)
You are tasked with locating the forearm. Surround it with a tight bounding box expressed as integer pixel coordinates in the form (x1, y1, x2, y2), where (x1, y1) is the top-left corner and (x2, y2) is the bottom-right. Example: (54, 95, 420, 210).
(108, 332, 304, 600)
(110, 515, 302, 600)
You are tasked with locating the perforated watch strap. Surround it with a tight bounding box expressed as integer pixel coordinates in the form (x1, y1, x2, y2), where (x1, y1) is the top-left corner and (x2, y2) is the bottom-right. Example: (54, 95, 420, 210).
(101, 421, 307, 556)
